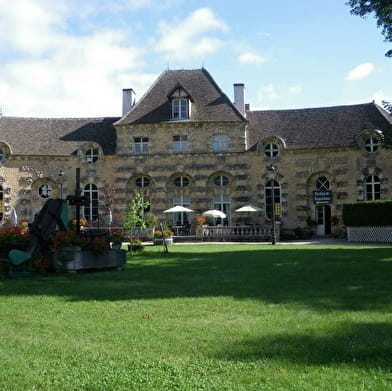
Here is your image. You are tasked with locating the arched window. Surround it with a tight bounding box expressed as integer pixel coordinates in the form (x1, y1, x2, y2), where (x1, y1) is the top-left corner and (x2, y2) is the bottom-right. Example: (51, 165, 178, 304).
(265, 180, 281, 220)
(0, 186, 3, 221)
(83, 184, 99, 221)
(135, 176, 150, 188)
(316, 176, 330, 191)
(214, 175, 229, 187)
(365, 175, 381, 200)
(174, 176, 189, 188)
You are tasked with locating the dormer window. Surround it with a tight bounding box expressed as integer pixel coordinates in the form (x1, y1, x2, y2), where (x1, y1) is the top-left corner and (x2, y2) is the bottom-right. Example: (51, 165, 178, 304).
(169, 87, 191, 120)
(172, 99, 189, 119)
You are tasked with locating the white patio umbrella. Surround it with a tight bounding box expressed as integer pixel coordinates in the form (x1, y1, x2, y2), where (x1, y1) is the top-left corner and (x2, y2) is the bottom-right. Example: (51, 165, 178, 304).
(163, 205, 194, 213)
(202, 209, 227, 219)
(234, 204, 263, 213)
(11, 208, 18, 227)
(234, 204, 262, 225)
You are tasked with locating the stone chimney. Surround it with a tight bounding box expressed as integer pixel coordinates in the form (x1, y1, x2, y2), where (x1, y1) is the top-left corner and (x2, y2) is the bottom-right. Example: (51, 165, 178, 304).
(233, 83, 245, 115)
(122, 88, 135, 116)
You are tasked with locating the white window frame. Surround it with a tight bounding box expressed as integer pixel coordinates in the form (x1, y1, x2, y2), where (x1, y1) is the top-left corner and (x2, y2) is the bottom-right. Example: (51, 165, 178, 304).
(265, 180, 281, 220)
(364, 137, 380, 153)
(38, 184, 53, 199)
(172, 99, 189, 120)
(214, 175, 229, 187)
(316, 176, 330, 191)
(264, 143, 279, 158)
(172, 196, 191, 226)
(213, 194, 231, 224)
(134, 137, 149, 154)
(83, 184, 99, 221)
(173, 135, 189, 152)
(85, 148, 99, 163)
(365, 175, 381, 200)
(174, 176, 190, 188)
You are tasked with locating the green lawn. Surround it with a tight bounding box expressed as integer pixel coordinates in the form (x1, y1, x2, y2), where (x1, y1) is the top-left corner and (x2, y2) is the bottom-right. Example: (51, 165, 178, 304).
(1, 243, 392, 390)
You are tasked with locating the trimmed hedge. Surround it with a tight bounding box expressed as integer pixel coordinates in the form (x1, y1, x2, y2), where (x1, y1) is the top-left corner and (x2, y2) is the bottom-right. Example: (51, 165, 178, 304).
(343, 200, 392, 226)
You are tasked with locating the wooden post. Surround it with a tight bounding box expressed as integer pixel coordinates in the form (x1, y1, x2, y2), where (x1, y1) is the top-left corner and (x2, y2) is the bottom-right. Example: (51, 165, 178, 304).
(159, 223, 168, 253)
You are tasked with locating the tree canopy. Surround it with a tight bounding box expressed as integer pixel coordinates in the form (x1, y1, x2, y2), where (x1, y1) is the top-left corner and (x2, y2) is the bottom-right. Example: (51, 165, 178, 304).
(346, 0, 392, 57)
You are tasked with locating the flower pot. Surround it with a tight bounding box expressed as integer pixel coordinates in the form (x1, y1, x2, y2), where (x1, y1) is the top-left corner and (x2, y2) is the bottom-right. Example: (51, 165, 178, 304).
(153, 237, 173, 245)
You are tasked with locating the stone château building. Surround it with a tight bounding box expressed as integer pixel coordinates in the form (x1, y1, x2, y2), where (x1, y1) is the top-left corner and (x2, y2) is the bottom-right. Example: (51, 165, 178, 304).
(0, 68, 391, 236)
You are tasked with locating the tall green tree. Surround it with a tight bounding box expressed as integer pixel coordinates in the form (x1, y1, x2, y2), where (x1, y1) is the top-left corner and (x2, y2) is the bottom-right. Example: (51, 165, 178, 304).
(346, 0, 392, 57)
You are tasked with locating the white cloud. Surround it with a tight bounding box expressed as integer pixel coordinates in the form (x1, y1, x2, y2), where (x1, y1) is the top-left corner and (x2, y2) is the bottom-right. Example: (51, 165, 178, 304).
(346, 62, 375, 81)
(0, 0, 156, 117)
(257, 84, 281, 101)
(154, 8, 228, 61)
(256, 84, 303, 107)
(238, 52, 267, 65)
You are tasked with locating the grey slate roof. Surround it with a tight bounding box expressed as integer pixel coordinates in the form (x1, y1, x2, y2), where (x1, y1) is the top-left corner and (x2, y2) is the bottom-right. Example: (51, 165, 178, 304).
(116, 68, 246, 125)
(246, 102, 392, 150)
(0, 116, 118, 155)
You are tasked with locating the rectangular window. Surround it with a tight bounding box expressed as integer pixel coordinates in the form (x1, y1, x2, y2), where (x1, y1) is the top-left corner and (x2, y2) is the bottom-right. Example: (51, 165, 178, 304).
(213, 195, 230, 224)
(172, 196, 191, 227)
(172, 99, 189, 119)
(213, 135, 228, 152)
(134, 137, 149, 154)
(173, 135, 189, 152)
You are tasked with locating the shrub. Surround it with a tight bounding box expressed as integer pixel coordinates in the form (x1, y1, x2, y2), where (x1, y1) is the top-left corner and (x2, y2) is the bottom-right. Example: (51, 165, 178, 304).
(343, 200, 392, 226)
(129, 238, 144, 252)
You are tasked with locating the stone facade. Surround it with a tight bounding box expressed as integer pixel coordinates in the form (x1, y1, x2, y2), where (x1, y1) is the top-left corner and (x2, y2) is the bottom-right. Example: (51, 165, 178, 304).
(0, 68, 391, 236)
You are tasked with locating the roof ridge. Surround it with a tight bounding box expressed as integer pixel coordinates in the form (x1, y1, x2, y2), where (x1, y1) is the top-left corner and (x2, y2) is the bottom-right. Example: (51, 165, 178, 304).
(248, 102, 376, 114)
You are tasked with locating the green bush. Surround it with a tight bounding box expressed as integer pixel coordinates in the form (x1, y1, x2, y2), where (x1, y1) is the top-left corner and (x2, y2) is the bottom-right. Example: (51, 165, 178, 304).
(343, 200, 392, 226)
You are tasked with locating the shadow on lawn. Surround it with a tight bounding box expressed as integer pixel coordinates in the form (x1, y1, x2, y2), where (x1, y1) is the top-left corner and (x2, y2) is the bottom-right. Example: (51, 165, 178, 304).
(217, 321, 392, 368)
(0, 246, 391, 313)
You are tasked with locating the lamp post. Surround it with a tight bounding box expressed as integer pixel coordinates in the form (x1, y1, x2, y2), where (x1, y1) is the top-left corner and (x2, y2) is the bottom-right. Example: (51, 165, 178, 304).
(268, 164, 276, 245)
(58, 169, 64, 199)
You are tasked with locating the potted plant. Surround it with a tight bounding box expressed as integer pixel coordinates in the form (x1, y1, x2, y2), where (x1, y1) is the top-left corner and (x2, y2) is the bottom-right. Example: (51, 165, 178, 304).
(92, 237, 110, 255)
(196, 216, 206, 226)
(0, 227, 31, 256)
(153, 229, 174, 245)
(109, 231, 123, 250)
(50, 231, 86, 250)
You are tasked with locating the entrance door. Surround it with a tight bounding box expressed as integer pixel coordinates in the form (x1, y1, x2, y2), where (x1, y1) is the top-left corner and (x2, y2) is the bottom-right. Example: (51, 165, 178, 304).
(316, 205, 331, 235)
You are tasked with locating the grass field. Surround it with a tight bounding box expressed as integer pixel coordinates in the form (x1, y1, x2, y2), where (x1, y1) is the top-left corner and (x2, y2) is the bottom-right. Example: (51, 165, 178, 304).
(0, 243, 392, 390)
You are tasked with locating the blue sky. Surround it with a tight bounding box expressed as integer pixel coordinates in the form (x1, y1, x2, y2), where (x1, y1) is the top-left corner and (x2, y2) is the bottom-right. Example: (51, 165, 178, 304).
(0, 0, 391, 117)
